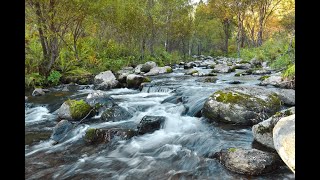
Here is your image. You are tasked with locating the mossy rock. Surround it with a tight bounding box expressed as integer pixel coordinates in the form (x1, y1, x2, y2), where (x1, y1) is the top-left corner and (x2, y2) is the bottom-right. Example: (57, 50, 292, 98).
(143, 77, 151, 83)
(166, 67, 173, 73)
(258, 75, 270, 81)
(203, 86, 282, 125)
(66, 99, 92, 120)
(209, 64, 215, 69)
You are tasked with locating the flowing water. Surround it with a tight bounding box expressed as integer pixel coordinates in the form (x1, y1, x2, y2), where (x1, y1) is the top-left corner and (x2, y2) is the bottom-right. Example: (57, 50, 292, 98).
(25, 67, 294, 179)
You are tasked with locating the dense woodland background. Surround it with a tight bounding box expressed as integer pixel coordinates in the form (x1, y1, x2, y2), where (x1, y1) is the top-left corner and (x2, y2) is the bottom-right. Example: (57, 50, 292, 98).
(25, 0, 295, 89)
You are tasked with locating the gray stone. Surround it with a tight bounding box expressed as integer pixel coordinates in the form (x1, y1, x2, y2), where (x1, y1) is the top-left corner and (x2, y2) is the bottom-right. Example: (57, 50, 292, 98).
(84, 128, 136, 144)
(134, 64, 144, 74)
(202, 86, 282, 125)
(93, 71, 119, 90)
(252, 69, 271, 75)
(137, 115, 166, 135)
(141, 61, 157, 73)
(274, 89, 295, 106)
(144, 66, 172, 76)
(273, 114, 295, 173)
(235, 63, 251, 69)
(32, 88, 50, 96)
(101, 105, 132, 122)
(51, 120, 73, 143)
(252, 107, 295, 149)
(212, 64, 233, 73)
(126, 74, 148, 88)
(212, 148, 280, 175)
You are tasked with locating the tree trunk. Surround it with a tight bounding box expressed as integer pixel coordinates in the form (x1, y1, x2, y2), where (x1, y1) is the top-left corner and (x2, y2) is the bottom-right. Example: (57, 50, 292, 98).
(223, 19, 230, 55)
(257, 19, 264, 46)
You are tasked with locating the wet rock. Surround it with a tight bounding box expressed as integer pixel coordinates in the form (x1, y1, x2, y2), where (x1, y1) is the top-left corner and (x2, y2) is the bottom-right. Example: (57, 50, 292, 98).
(51, 120, 73, 144)
(32, 88, 50, 96)
(250, 58, 262, 68)
(202, 86, 282, 125)
(57, 99, 92, 121)
(252, 107, 295, 149)
(134, 64, 144, 74)
(184, 62, 196, 69)
(185, 69, 198, 75)
(93, 71, 119, 90)
(116, 68, 134, 83)
(141, 61, 157, 73)
(100, 105, 132, 122)
(137, 115, 166, 135)
(212, 148, 281, 175)
(260, 74, 295, 89)
(226, 80, 242, 84)
(84, 128, 137, 144)
(212, 64, 233, 73)
(144, 66, 172, 76)
(203, 77, 218, 83)
(274, 89, 295, 106)
(127, 74, 151, 89)
(235, 63, 251, 69)
(273, 114, 295, 173)
(25, 131, 52, 145)
(252, 69, 272, 75)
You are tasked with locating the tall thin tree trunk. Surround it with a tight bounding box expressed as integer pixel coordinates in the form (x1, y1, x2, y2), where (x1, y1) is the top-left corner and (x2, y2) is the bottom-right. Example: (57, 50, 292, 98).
(223, 19, 230, 55)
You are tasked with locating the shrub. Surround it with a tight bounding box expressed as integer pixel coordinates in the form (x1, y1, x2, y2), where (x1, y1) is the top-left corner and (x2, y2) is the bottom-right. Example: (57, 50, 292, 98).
(47, 70, 62, 86)
(25, 73, 46, 89)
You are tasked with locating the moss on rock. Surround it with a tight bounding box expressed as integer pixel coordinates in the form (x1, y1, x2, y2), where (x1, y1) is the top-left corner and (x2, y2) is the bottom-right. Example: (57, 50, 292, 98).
(143, 77, 151, 83)
(84, 128, 96, 142)
(166, 67, 173, 73)
(228, 147, 237, 152)
(258, 75, 270, 81)
(66, 99, 91, 120)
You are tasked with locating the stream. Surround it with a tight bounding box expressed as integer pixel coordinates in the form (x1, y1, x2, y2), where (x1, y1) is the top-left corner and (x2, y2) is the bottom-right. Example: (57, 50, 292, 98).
(25, 67, 294, 179)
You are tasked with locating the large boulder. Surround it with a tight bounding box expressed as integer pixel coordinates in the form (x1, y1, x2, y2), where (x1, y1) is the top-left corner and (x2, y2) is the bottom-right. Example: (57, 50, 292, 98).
(141, 61, 157, 73)
(93, 71, 119, 90)
(51, 120, 73, 144)
(84, 128, 137, 145)
(126, 74, 151, 89)
(32, 88, 50, 96)
(274, 89, 295, 106)
(116, 67, 135, 83)
(144, 66, 172, 76)
(137, 115, 166, 135)
(250, 58, 262, 68)
(57, 99, 92, 121)
(252, 107, 295, 149)
(212, 64, 234, 73)
(100, 105, 132, 122)
(211, 148, 280, 175)
(185, 69, 199, 75)
(273, 114, 295, 173)
(184, 62, 196, 69)
(134, 64, 144, 74)
(202, 86, 282, 125)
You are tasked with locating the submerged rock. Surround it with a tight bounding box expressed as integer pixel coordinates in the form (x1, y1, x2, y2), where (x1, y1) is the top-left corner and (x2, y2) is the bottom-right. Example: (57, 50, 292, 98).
(273, 114, 295, 173)
(100, 105, 132, 122)
(51, 120, 73, 144)
(137, 115, 166, 135)
(32, 88, 50, 96)
(252, 107, 295, 149)
(212, 148, 280, 175)
(93, 71, 119, 90)
(252, 69, 271, 75)
(202, 86, 282, 125)
(57, 99, 92, 121)
(84, 128, 136, 144)
(25, 131, 52, 145)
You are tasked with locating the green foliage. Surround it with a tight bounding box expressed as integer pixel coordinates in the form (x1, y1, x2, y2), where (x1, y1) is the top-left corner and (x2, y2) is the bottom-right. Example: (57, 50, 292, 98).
(228, 148, 237, 153)
(282, 64, 295, 78)
(25, 73, 46, 89)
(47, 70, 62, 86)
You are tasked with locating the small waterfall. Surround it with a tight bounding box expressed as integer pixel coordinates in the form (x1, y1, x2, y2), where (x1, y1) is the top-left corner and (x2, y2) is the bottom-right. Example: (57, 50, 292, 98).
(141, 85, 174, 93)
